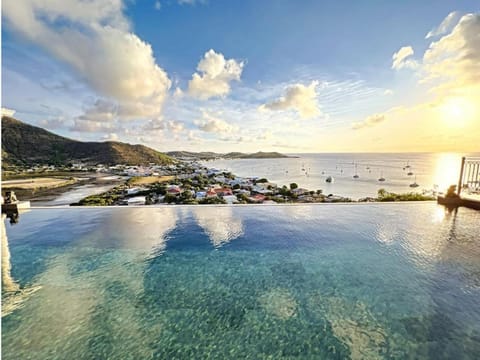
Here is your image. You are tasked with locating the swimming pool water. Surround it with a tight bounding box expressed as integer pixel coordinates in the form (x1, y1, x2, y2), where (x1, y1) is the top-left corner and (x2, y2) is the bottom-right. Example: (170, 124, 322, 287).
(2, 204, 480, 359)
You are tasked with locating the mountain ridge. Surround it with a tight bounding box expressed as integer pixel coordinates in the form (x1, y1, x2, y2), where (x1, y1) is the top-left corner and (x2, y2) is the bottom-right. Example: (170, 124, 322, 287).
(166, 150, 292, 160)
(1, 116, 174, 168)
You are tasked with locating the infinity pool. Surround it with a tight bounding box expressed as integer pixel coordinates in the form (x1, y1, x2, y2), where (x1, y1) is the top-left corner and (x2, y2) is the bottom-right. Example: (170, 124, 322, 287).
(2, 204, 480, 359)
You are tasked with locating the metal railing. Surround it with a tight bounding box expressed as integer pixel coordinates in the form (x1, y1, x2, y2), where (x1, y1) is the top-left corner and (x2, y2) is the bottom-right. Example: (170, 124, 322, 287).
(458, 157, 480, 195)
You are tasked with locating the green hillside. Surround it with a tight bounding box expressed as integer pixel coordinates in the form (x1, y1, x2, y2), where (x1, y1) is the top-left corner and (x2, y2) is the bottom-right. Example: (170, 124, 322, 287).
(1, 116, 174, 168)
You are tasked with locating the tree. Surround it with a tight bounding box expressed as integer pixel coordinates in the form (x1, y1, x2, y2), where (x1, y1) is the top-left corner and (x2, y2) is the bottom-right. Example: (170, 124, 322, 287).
(446, 185, 458, 198)
(290, 183, 298, 190)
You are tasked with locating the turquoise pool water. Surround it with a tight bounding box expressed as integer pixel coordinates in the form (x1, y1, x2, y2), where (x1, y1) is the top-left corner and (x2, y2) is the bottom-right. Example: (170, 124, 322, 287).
(2, 204, 480, 359)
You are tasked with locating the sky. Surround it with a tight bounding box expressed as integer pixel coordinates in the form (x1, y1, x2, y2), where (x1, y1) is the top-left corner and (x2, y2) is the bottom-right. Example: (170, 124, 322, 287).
(1, 0, 479, 153)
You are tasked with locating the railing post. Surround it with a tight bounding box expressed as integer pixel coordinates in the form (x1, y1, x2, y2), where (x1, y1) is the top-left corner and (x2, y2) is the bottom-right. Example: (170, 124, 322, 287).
(458, 156, 466, 196)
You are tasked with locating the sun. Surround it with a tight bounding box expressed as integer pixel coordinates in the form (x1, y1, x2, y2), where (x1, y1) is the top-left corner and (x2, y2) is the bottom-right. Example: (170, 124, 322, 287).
(439, 97, 476, 128)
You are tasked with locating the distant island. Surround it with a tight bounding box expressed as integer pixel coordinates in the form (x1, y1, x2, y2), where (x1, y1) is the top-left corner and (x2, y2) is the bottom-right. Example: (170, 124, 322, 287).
(166, 150, 294, 160)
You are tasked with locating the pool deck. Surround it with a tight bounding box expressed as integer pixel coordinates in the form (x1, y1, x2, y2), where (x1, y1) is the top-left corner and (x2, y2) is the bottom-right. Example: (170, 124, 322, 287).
(437, 195, 480, 210)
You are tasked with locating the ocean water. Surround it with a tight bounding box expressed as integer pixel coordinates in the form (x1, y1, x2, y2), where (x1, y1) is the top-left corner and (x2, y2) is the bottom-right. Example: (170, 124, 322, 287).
(2, 204, 480, 359)
(202, 152, 480, 199)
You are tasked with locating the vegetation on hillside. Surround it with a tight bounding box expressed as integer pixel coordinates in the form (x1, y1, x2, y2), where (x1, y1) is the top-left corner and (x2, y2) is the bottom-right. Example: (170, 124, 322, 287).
(1, 116, 174, 168)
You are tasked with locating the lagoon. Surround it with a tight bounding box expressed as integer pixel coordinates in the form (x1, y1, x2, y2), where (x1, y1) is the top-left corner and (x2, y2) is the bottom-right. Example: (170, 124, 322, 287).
(2, 204, 480, 359)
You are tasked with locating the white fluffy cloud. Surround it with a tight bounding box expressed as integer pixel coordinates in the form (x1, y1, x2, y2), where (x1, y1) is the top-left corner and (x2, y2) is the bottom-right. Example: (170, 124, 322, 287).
(188, 49, 244, 100)
(194, 111, 238, 133)
(3, 0, 171, 121)
(259, 81, 321, 119)
(425, 11, 461, 39)
(422, 13, 480, 92)
(391, 46, 418, 70)
(352, 113, 386, 130)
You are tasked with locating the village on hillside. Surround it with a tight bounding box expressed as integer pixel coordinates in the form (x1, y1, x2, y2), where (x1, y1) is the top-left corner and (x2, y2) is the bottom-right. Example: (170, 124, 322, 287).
(72, 161, 354, 206)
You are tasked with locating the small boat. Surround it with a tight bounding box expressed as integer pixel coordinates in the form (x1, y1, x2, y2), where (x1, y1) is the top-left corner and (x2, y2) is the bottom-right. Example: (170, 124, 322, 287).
(326, 176, 334, 183)
(405, 161, 411, 169)
(378, 171, 385, 182)
(353, 163, 359, 179)
(409, 176, 419, 188)
(407, 171, 414, 176)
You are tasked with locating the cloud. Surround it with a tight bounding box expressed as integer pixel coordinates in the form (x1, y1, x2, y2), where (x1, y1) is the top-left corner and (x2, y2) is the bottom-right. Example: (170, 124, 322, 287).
(154, 1, 161, 10)
(187, 130, 202, 142)
(188, 49, 244, 100)
(383, 89, 393, 96)
(166, 120, 185, 133)
(259, 81, 321, 119)
(194, 111, 238, 133)
(352, 113, 386, 130)
(77, 99, 117, 123)
(422, 13, 480, 92)
(40, 116, 68, 130)
(425, 11, 461, 39)
(70, 119, 116, 133)
(1, 108, 16, 117)
(391, 46, 418, 70)
(3, 0, 171, 120)
(143, 118, 166, 132)
(102, 133, 119, 141)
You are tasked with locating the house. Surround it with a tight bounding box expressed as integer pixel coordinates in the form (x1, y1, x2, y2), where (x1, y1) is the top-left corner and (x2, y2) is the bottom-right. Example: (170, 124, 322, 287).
(292, 188, 310, 196)
(127, 187, 142, 195)
(214, 188, 233, 197)
(248, 194, 266, 203)
(127, 196, 146, 205)
(223, 195, 239, 204)
(206, 188, 218, 198)
(252, 186, 273, 195)
(166, 185, 182, 196)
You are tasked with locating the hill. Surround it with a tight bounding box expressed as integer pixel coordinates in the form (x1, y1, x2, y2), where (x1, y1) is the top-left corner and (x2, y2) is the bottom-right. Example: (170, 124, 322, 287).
(167, 150, 291, 160)
(1, 116, 174, 167)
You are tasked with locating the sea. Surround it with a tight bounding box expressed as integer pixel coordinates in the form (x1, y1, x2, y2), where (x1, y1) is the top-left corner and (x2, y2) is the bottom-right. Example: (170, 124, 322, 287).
(201, 152, 480, 199)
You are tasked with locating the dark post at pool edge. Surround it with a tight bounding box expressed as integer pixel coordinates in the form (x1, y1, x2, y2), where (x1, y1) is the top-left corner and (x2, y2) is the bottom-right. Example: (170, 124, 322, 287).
(457, 156, 465, 196)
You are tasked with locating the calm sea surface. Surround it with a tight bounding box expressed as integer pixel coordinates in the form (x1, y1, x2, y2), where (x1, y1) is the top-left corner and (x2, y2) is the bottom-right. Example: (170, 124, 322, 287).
(202, 152, 480, 199)
(2, 204, 480, 359)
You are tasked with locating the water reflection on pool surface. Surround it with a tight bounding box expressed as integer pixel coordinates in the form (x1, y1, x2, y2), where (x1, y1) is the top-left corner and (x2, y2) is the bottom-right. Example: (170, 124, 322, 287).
(2, 204, 480, 359)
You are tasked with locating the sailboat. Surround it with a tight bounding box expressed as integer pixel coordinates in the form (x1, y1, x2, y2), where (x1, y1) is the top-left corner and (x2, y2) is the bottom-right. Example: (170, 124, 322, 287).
(405, 160, 411, 169)
(353, 163, 359, 179)
(409, 176, 419, 188)
(378, 171, 386, 182)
